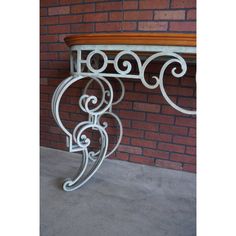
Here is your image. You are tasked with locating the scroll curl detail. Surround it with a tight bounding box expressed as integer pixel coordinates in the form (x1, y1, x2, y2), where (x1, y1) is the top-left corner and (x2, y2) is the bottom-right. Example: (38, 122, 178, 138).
(79, 76, 114, 116)
(114, 51, 142, 75)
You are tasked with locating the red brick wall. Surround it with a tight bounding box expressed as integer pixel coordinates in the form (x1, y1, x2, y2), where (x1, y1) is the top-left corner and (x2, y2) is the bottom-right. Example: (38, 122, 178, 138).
(40, 0, 196, 172)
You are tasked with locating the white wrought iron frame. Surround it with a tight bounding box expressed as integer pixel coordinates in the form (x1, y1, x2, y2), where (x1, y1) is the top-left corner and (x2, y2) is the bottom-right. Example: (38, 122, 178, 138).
(51, 44, 196, 192)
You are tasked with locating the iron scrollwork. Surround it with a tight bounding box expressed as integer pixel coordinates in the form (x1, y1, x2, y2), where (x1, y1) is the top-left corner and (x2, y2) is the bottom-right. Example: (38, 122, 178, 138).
(52, 47, 196, 191)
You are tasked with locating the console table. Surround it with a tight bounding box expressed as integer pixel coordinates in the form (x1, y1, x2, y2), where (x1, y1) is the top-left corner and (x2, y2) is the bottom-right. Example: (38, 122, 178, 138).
(51, 33, 196, 192)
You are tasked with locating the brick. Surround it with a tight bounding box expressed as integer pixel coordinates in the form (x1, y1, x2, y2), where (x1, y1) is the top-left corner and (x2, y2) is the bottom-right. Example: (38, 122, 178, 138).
(40, 101, 51, 110)
(49, 126, 62, 134)
(154, 10, 185, 20)
(187, 65, 196, 76)
(132, 120, 158, 131)
(169, 22, 196, 32)
(147, 114, 174, 124)
(60, 112, 70, 120)
(51, 142, 67, 150)
(170, 153, 196, 164)
(106, 126, 120, 136)
(158, 142, 185, 153)
(70, 113, 87, 122)
(115, 152, 129, 161)
(131, 138, 156, 149)
(121, 119, 132, 128)
(109, 12, 123, 21)
(40, 52, 58, 60)
(58, 51, 70, 60)
(116, 101, 132, 110)
(71, 3, 95, 14)
(161, 105, 184, 116)
(48, 6, 70, 16)
(40, 78, 48, 85)
(60, 104, 77, 112)
(155, 159, 183, 171)
(189, 128, 196, 137)
(178, 97, 196, 108)
(40, 43, 48, 52)
(134, 83, 157, 93)
(40, 8, 48, 17)
(41, 61, 52, 70)
(40, 69, 59, 78)
(40, 139, 49, 146)
(165, 86, 194, 96)
(164, 76, 180, 86)
(125, 92, 147, 102)
(40, 108, 48, 117)
(130, 155, 155, 165)
(41, 0, 58, 7)
(41, 16, 58, 25)
(59, 15, 82, 24)
(46, 61, 69, 69)
(83, 12, 108, 22)
(138, 21, 168, 31)
(120, 110, 145, 121)
(96, 22, 121, 32)
(133, 102, 160, 113)
(120, 136, 130, 145)
(173, 136, 195, 146)
(124, 10, 153, 20)
(48, 43, 67, 52)
(123, 1, 138, 10)
(121, 82, 133, 91)
(160, 124, 188, 135)
(48, 78, 66, 86)
(145, 131, 172, 142)
(41, 26, 47, 34)
(96, 2, 122, 11)
(180, 77, 196, 87)
(118, 145, 142, 155)
(40, 94, 48, 102)
(139, 0, 169, 9)
(171, 0, 196, 9)
(71, 23, 94, 33)
(186, 146, 196, 155)
(85, 0, 105, 2)
(48, 25, 70, 34)
(122, 22, 137, 31)
(41, 124, 49, 133)
(143, 148, 169, 159)
(47, 133, 65, 142)
(183, 164, 196, 173)
(148, 94, 177, 105)
(187, 9, 196, 20)
(59, 0, 83, 3)
(124, 128, 144, 138)
(175, 117, 195, 127)
(40, 35, 58, 43)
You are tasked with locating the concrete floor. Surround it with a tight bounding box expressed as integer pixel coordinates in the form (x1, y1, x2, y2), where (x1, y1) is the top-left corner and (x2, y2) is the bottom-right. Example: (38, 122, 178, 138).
(40, 147, 196, 236)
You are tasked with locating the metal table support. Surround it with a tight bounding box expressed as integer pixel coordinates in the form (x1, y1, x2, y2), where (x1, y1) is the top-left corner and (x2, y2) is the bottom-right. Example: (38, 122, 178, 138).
(51, 34, 196, 191)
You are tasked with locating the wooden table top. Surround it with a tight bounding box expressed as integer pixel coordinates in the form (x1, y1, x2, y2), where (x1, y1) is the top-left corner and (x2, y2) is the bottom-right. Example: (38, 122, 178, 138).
(64, 33, 196, 47)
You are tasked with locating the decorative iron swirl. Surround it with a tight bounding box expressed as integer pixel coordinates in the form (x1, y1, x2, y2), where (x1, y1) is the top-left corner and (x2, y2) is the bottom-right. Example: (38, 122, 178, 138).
(159, 57, 196, 115)
(99, 111, 123, 158)
(86, 110, 124, 161)
(79, 76, 113, 116)
(80, 77, 125, 161)
(114, 50, 142, 75)
(63, 123, 108, 192)
(139, 52, 195, 114)
(82, 77, 106, 112)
